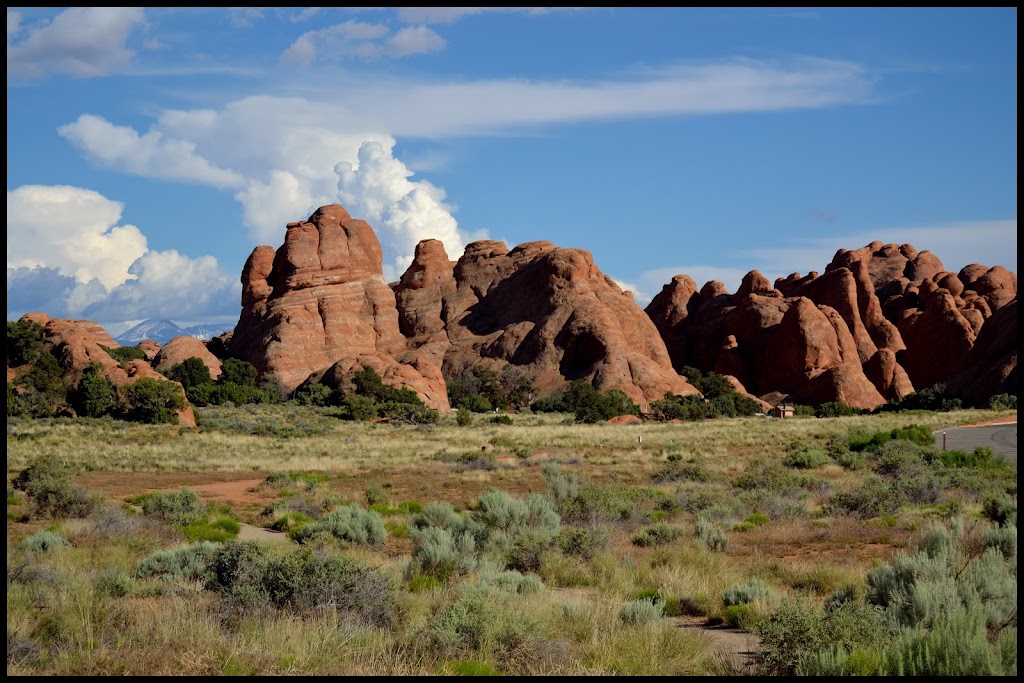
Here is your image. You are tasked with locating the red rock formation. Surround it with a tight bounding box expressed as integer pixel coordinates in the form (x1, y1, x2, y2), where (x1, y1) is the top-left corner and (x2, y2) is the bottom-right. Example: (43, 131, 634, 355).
(945, 299, 1017, 406)
(230, 205, 696, 410)
(138, 340, 162, 360)
(431, 240, 697, 406)
(229, 205, 448, 408)
(153, 336, 223, 379)
(15, 315, 194, 426)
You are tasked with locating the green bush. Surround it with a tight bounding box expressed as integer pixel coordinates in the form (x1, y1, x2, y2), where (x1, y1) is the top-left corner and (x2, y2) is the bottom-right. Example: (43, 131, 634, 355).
(184, 516, 240, 543)
(724, 604, 752, 628)
(490, 414, 513, 425)
(651, 459, 713, 483)
(164, 357, 212, 392)
(219, 358, 258, 387)
(456, 407, 473, 426)
(140, 488, 205, 527)
(292, 504, 387, 546)
(619, 598, 664, 625)
(270, 511, 312, 533)
(988, 393, 1017, 410)
(119, 377, 187, 424)
(7, 318, 45, 367)
(438, 659, 502, 676)
(816, 401, 858, 418)
(15, 460, 99, 519)
(410, 526, 479, 579)
(72, 363, 117, 417)
(933, 446, 1007, 469)
(101, 344, 147, 365)
(755, 599, 891, 675)
(982, 495, 1017, 527)
(722, 577, 775, 606)
(137, 541, 221, 582)
(828, 477, 907, 519)
(365, 483, 388, 506)
(293, 381, 335, 407)
(557, 526, 608, 560)
(631, 522, 683, 547)
(783, 445, 831, 469)
(559, 380, 640, 423)
(17, 529, 71, 552)
(694, 517, 729, 551)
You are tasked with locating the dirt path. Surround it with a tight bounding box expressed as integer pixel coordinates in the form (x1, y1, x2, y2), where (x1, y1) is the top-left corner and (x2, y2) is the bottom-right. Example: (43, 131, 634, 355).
(675, 616, 760, 674)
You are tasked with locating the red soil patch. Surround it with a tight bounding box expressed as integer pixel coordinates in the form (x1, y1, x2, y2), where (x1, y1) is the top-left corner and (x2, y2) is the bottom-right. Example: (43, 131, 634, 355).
(958, 412, 1017, 428)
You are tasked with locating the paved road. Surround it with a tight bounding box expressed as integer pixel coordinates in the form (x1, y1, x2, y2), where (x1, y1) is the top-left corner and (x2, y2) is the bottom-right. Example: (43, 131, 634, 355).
(934, 423, 1017, 464)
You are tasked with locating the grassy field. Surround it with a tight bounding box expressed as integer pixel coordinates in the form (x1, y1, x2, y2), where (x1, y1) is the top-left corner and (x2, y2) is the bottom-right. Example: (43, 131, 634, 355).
(6, 406, 1017, 675)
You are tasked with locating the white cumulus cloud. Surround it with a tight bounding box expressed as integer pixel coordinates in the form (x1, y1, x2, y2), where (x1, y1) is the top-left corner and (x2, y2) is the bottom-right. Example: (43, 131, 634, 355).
(7, 7, 146, 79)
(58, 114, 245, 190)
(6, 185, 238, 326)
(336, 141, 477, 279)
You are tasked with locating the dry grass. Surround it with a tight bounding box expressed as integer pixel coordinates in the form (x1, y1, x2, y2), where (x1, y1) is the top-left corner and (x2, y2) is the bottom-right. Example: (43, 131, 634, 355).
(6, 406, 1015, 675)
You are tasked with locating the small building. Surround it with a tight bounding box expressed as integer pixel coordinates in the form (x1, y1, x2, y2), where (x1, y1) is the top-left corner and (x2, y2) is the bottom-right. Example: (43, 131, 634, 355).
(774, 404, 795, 419)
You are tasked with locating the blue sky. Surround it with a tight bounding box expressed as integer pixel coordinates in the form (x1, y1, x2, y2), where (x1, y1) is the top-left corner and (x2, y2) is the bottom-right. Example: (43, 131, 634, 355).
(6, 7, 1017, 335)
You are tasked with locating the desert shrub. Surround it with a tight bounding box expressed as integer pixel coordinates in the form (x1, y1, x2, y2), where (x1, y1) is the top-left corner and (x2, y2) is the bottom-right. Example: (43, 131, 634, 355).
(848, 424, 934, 452)
(258, 547, 395, 625)
(102, 344, 147, 365)
(835, 449, 868, 470)
(411, 526, 479, 579)
(651, 459, 713, 483)
(529, 394, 566, 413)
(631, 522, 683, 547)
(815, 401, 858, 418)
(7, 318, 45, 366)
(733, 457, 813, 496)
(619, 598, 664, 625)
(988, 393, 1017, 410)
(184, 516, 240, 543)
(469, 568, 545, 596)
(733, 512, 771, 532)
(292, 504, 387, 546)
(828, 477, 907, 519)
(756, 599, 891, 676)
(137, 541, 221, 582)
(93, 569, 136, 598)
(219, 358, 258, 387)
(724, 604, 752, 628)
(475, 490, 560, 538)
(693, 517, 729, 551)
(504, 529, 558, 573)
(558, 380, 640, 423)
(783, 445, 830, 469)
(270, 511, 312, 533)
(982, 495, 1017, 527)
(140, 488, 205, 526)
(456, 407, 474, 426)
(365, 483, 388, 506)
(119, 377, 187, 424)
(423, 592, 500, 655)
(293, 381, 335, 407)
(344, 394, 379, 421)
(15, 460, 99, 519)
(207, 542, 395, 625)
(722, 577, 776, 606)
(17, 529, 71, 552)
(71, 363, 117, 417)
(793, 404, 816, 417)
(933, 446, 1008, 469)
(557, 526, 608, 560)
(490, 414, 513, 425)
(557, 481, 642, 525)
(866, 520, 1016, 631)
(164, 357, 212, 392)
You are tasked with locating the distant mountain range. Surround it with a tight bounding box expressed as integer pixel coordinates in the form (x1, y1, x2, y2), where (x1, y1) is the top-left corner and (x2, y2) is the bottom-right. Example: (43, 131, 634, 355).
(114, 319, 233, 346)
